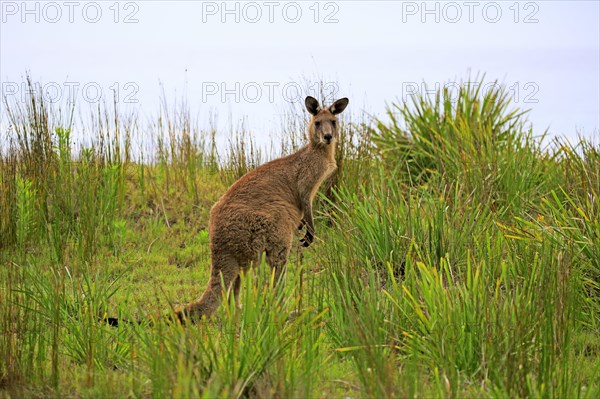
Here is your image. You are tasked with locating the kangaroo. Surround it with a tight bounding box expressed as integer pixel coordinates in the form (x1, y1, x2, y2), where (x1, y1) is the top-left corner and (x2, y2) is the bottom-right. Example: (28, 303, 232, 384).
(176, 96, 349, 323)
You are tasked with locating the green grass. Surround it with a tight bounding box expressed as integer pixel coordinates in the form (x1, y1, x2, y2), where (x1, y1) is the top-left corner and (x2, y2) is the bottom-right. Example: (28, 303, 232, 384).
(1, 76, 599, 398)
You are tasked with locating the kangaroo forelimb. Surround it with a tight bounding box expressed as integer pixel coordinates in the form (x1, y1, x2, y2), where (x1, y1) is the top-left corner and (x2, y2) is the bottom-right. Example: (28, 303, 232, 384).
(301, 201, 315, 247)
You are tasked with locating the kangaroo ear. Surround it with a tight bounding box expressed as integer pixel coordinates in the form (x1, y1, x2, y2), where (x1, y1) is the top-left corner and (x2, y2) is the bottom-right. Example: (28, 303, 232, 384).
(329, 98, 349, 115)
(305, 96, 320, 116)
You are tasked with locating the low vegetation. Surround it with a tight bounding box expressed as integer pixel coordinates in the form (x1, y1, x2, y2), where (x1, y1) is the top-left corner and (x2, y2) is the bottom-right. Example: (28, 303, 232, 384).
(1, 77, 598, 398)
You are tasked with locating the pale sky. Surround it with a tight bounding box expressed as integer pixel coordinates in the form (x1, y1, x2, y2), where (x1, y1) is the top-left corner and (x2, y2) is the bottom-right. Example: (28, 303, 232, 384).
(1, 1, 599, 147)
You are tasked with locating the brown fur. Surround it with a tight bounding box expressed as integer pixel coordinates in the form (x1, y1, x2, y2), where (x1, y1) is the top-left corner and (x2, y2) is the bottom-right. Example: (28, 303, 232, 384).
(177, 96, 349, 322)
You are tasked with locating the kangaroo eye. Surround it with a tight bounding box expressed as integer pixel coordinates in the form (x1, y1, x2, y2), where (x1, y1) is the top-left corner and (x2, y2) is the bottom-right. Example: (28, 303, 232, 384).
(332, 120, 337, 128)
(315, 121, 321, 128)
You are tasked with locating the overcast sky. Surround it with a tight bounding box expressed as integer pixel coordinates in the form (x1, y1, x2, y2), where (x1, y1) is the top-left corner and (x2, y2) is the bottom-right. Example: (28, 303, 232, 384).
(1, 1, 599, 146)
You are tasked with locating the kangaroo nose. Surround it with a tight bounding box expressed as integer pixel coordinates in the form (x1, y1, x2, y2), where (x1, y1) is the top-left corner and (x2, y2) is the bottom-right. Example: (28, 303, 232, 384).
(324, 134, 333, 142)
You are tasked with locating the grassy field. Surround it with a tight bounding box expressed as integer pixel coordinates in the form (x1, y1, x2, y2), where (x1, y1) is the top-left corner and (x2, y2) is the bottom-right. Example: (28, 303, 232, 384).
(1, 78, 599, 398)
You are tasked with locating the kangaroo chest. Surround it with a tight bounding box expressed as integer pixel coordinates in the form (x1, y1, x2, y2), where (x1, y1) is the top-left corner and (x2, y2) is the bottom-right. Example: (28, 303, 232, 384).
(309, 161, 336, 203)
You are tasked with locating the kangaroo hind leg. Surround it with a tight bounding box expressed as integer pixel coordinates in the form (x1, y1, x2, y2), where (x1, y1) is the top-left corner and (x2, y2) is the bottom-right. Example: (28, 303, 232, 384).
(266, 234, 293, 287)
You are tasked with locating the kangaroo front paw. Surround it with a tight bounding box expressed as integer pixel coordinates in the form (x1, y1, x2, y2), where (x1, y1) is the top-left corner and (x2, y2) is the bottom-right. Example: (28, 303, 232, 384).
(300, 231, 314, 247)
(298, 219, 306, 231)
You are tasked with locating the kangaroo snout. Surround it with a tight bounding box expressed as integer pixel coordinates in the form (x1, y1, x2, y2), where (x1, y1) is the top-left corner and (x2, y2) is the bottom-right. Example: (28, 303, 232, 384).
(324, 133, 333, 143)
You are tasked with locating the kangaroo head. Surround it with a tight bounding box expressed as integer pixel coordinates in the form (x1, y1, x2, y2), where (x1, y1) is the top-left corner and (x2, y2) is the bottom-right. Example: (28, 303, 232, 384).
(305, 96, 349, 146)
